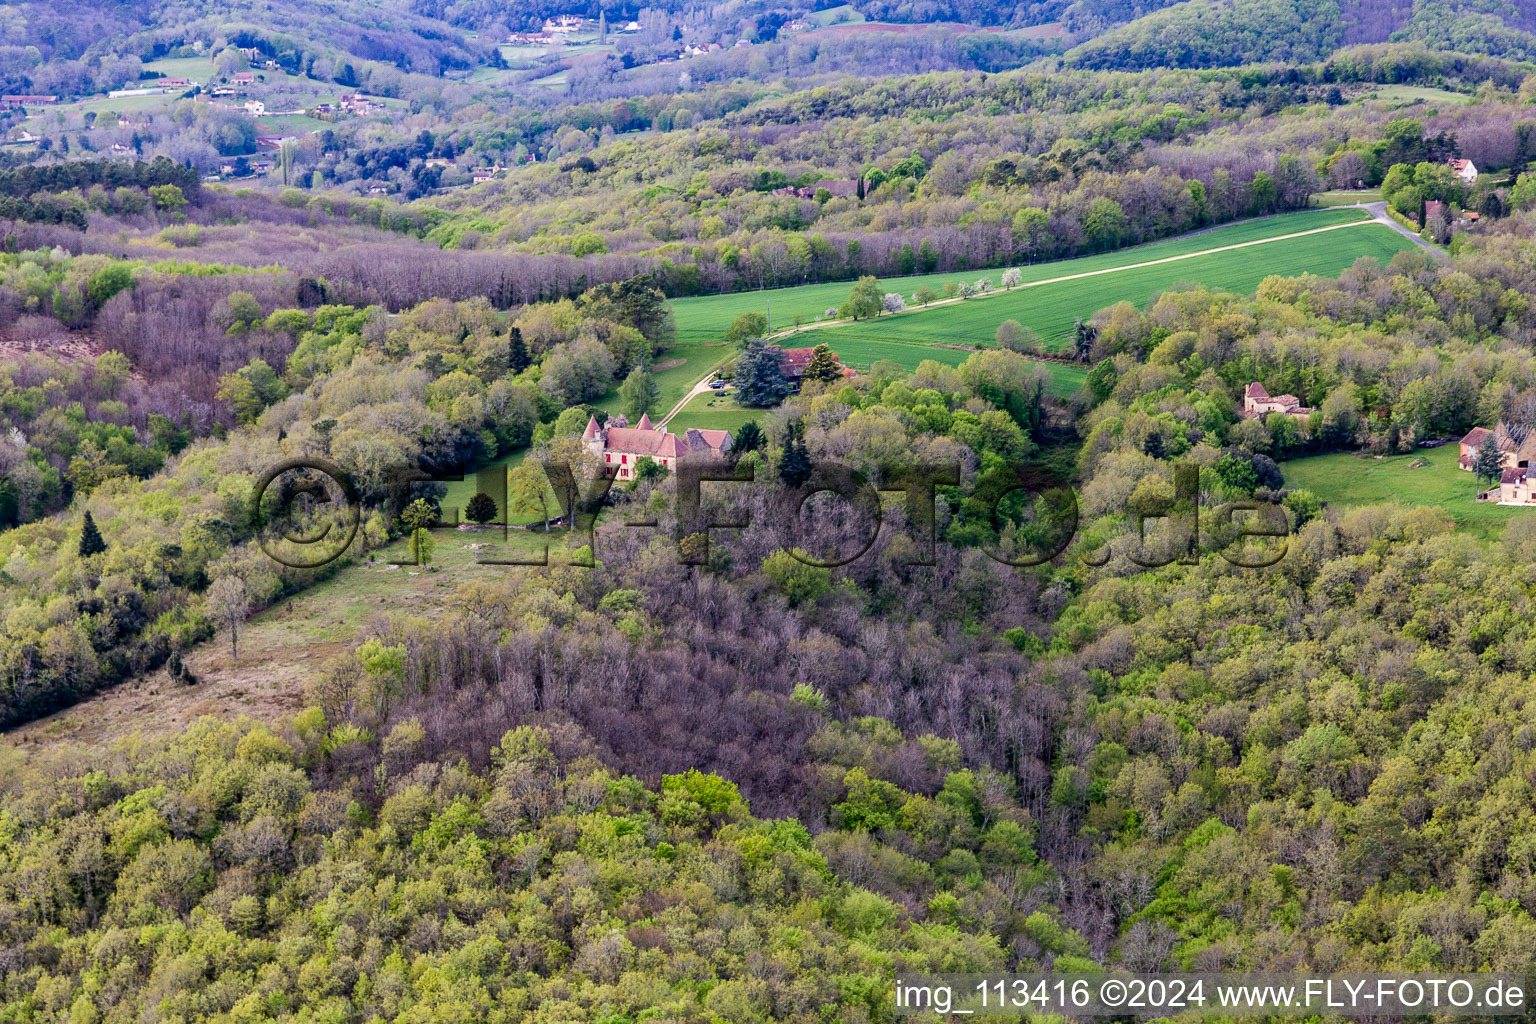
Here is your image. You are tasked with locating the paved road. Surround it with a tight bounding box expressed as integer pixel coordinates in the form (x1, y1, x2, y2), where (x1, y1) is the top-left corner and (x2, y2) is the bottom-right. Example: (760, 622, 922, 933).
(1359, 200, 1449, 259)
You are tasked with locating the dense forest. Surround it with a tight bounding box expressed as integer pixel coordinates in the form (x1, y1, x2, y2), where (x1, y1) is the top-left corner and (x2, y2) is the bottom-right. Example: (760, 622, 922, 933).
(5, 0, 1536, 1019)
(416, 48, 1532, 295)
(6, 207, 1536, 1016)
(1066, 0, 1536, 69)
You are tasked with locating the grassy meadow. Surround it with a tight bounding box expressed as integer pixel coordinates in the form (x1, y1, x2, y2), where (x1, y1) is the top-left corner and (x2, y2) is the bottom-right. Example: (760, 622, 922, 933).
(142, 57, 219, 84)
(1281, 444, 1531, 539)
(1309, 190, 1378, 207)
(9, 525, 574, 746)
(811, 220, 1415, 357)
(669, 391, 768, 434)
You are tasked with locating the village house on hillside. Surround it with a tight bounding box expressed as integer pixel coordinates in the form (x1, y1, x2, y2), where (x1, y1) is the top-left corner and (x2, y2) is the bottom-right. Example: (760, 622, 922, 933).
(772, 346, 818, 379)
(582, 413, 732, 481)
(1449, 158, 1478, 184)
(1242, 382, 1312, 420)
(1459, 422, 1536, 503)
(1459, 422, 1536, 471)
(1497, 465, 1536, 503)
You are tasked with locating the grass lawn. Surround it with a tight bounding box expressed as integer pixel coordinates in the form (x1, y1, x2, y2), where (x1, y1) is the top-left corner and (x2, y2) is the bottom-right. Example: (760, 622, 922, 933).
(614, 340, 735, 414)
(670, 208, 1372, 344)
(256, 113, 331, 134)
(500, 44, 555, 62)
(670, 392, 769, 434)
(1281, 444, 1529, 540)
(437, 446, 581, 529)
(811, 220, 1415, 355)
(142, 57, 217, 84)
(809, 5, 866, 24)
(588, 339, 735, 423)
(1038, 362, 1088, 398)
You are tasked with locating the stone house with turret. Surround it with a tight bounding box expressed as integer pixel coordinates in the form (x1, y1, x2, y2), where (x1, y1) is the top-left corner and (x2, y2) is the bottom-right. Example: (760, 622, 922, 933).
(582, 412, 732, 481)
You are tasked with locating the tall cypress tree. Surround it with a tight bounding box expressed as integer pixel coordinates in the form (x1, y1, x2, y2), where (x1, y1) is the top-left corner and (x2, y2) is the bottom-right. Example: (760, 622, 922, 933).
(779, 423, 812, 488)
(78, 510, 106, 557)
(508, 327, 530, 374)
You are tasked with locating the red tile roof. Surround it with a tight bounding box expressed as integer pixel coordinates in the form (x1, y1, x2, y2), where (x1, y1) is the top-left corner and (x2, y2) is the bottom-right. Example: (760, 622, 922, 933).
(604, 427, 673, 455)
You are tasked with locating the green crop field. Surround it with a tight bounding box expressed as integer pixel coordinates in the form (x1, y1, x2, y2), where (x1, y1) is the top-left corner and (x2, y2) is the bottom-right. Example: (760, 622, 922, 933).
(670, 208, 1373, 343)
(809, 219, 1416, 357)
(1310, 190, 1377, 207)
(1281, 444, 1529, 539)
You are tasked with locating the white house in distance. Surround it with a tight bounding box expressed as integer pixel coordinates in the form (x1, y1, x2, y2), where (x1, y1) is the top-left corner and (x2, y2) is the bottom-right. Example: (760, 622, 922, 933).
(1449, 158, 1478, 184)
(1242, 382, 1313, 420)
(582, 413, 732, 481)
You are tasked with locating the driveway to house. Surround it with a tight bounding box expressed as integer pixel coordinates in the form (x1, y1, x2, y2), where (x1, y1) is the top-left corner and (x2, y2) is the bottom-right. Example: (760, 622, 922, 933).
(656, 374, 728, 428)
(1360, 200, 1448, 259)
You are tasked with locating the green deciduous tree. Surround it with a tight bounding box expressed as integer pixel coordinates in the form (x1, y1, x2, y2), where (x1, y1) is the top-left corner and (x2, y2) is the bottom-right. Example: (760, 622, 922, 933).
(619, 367, 660, 419)
(464, 491, 500, 524)
(725, 310, 768, 344)
(839, 275, 884, 321)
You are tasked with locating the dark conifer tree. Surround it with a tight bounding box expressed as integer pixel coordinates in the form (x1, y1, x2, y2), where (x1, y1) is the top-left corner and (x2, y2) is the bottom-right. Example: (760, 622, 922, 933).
(508, 327, 530, 374)
(779, 423, 812, 488)
(78, 510, 106, 557)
